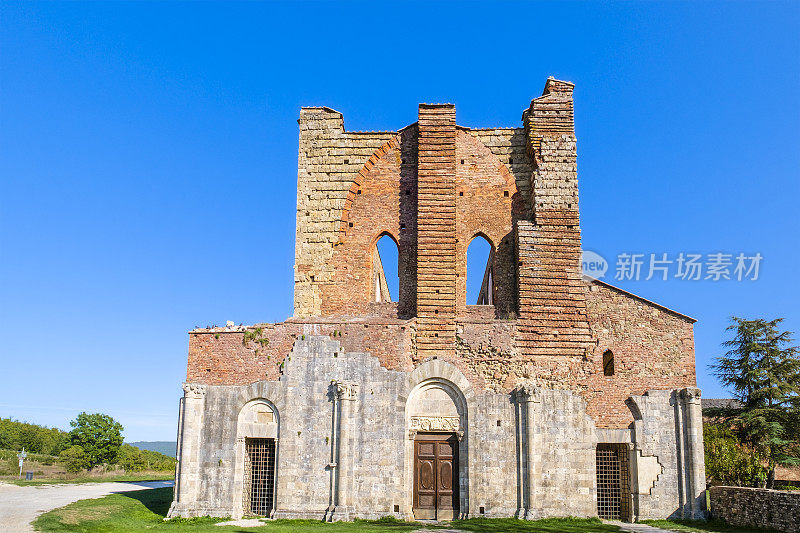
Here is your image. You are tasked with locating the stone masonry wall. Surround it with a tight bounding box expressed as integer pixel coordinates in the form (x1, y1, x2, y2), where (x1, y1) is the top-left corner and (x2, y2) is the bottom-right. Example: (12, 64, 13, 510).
(710, 486, 800, 533)
(188, 277, 697, 431)
(174, 336, 600, 520)
(515, 78, 593, 361)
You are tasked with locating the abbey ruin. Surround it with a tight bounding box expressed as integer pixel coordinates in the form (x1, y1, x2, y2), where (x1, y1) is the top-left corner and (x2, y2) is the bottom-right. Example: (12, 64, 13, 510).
(168, 77, 706, 522)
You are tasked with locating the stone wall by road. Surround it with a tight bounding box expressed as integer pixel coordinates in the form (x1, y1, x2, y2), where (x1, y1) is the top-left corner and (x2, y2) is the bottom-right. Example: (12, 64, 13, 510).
(710, 486, 800, 533)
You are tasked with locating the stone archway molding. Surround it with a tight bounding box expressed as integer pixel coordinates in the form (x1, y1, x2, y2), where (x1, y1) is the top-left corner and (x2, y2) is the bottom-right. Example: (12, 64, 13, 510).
(399, 359, 476, 519)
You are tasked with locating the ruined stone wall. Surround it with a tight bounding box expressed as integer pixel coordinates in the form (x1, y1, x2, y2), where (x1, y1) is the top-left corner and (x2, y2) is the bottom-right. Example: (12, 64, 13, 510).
(582, 281, 697, 428)
(173, 336, 600, 520)
(186, 319, 415, 384)
(191, 276, 696, 434)
(710, 486, 800, 533)
(454, 130, 521, 318)
(294, 108, 395, 318)
(515, 79, 593, 361)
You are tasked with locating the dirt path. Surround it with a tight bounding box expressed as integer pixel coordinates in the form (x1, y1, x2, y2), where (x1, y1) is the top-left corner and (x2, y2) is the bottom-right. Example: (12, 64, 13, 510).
(0, 480, 172, 532)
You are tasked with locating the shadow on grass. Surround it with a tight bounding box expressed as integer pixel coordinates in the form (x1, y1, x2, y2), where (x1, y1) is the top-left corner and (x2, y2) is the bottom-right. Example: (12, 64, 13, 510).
(119, 486, 174, 517)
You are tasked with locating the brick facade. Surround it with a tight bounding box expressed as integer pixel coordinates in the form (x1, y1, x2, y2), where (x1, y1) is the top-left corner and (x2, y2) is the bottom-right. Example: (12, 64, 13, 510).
(186, 77, 698, 431)
(174, 77, 707, 522)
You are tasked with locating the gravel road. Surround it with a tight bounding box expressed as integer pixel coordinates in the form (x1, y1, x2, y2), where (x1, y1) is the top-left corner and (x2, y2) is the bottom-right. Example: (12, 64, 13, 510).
(0, 480, 172, 532)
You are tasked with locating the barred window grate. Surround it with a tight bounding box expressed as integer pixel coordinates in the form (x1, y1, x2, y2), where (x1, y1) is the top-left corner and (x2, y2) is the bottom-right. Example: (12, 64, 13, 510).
(244, 438, 275, 516)
(596, 443, 631, 521)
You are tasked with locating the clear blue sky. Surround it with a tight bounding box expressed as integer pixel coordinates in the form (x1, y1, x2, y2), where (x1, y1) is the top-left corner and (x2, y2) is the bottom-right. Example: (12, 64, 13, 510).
(1, 1, 798, 441)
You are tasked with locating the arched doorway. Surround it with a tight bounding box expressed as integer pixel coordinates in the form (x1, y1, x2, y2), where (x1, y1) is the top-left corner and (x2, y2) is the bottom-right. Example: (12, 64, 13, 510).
(233, 399, 279, 518)
(406, 378, 467, 520)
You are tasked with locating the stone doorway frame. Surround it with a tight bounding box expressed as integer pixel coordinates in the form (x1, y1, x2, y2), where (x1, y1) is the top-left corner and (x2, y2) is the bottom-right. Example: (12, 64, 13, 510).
(400, 359, 475, 519)
(232, 398, 280, 519)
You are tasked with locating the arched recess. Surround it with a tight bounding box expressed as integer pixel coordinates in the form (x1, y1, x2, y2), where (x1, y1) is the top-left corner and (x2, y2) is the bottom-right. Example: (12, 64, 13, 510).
(232, 399, 280, 519)
(399, 359, 475, 519)
(373, 232, 399, 303)
(466, 234, 494, 306)
(337, 137, 400, 242)
(455, 130, 522, 317)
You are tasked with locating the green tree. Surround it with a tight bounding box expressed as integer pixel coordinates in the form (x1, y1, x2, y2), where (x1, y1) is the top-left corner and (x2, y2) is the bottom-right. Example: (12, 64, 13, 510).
(68, 413, 124, 468)
(704, 423, 767, 487)
(59, 445, 89, 473)
(710, 317, 800, 488)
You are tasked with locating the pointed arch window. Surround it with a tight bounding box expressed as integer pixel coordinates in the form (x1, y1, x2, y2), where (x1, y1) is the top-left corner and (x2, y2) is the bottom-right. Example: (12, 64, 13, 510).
(374, 234, 399, 303)
(467, 235, 494, 305)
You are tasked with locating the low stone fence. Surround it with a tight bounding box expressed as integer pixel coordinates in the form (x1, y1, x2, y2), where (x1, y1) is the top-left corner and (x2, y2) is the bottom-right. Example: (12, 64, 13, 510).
(709, 485, 800, 532)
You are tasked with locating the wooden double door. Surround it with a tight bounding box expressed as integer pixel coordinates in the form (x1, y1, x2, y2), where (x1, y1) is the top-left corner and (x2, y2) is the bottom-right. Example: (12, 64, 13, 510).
(413, 433, 459, 520)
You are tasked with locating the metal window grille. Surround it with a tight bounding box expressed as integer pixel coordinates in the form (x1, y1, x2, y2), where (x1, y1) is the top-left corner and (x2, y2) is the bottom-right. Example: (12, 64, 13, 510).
(596, 443, 631, 521)
(243, 438, 275, 516)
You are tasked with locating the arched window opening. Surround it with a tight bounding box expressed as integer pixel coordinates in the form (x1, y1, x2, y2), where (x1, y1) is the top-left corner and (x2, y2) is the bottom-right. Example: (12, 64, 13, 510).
(466, 235, 493, 305)
(603, 350, 615, 376)
(374, 234, 399, 303)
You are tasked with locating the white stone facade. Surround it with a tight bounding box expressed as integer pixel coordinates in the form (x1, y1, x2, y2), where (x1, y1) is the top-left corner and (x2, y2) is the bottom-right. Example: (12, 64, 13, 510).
(169, 334, 706, 521)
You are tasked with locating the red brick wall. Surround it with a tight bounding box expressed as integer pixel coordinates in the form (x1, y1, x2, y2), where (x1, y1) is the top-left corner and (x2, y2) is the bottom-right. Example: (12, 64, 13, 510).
(581, 281, 697, 427)
(188, 279, 696, 430)
(455, 130, 523, 318)
(186, 319, 415, 384)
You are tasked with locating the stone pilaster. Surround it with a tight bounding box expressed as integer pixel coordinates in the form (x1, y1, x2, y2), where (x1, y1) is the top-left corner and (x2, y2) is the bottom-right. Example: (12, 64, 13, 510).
(329, 380, 358, 521)
(515, 382, 541, 520)
(680, 387, 706, 519)
(169, 383, 206, 516)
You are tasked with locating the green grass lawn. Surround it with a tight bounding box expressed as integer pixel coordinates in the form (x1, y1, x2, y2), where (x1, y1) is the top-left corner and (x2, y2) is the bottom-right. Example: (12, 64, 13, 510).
(640, 519, 783, 533)
(33, 486, 621, 532)
(7, 472, 174, 487)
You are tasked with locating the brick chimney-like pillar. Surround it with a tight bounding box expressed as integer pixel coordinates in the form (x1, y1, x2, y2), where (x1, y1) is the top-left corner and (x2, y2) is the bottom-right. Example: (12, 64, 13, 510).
(415, 104, 457, 360)
(516, 78, 592, 359)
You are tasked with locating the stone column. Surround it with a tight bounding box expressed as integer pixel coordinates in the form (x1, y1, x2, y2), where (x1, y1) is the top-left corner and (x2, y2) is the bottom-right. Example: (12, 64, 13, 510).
(330, 380, 358, 521)
(681, 387, 706, 519)
(169, 383, 206, 517)
(516, 383, 540, 520)
(513, 389, 526, 518)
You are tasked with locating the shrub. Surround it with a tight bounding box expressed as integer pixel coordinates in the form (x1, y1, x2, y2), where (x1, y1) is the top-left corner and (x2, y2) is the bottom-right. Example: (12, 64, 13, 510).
(705, 423, 768, 487)
(0, 417, 69, 455)
(117, 444, 147, 472)
(60, 445, 89, 473)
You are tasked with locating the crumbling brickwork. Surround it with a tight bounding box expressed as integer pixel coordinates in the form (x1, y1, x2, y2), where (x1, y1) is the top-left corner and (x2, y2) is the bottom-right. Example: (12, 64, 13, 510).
(176, 77, 706, 522)
(188, 77, 699, 432)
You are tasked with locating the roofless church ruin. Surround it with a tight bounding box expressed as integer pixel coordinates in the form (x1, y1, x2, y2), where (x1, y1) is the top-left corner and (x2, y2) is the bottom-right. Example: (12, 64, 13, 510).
(169, 78, 706, 522)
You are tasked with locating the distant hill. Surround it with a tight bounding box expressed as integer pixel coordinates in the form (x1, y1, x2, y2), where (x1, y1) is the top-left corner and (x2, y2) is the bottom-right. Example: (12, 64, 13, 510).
(127, 441, 177, 458)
